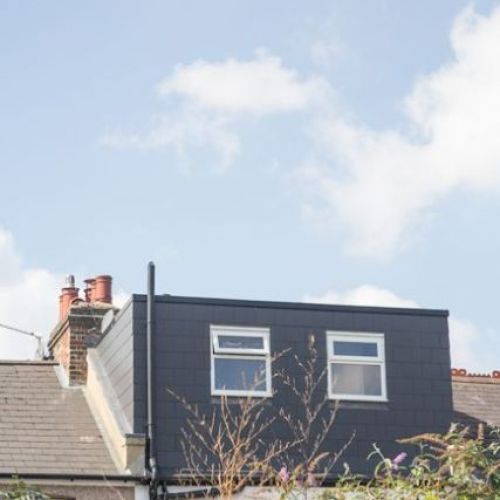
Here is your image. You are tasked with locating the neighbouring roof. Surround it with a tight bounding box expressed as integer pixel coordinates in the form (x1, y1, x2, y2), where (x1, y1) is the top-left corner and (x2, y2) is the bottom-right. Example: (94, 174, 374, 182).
(0, 361, 118, 476)
(452, 369, 500, 428)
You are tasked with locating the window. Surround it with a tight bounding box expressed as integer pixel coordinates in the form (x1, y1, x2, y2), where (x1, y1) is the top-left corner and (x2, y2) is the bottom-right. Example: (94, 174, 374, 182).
(210, 325, 271, 397)
(326, 332, 387, 402)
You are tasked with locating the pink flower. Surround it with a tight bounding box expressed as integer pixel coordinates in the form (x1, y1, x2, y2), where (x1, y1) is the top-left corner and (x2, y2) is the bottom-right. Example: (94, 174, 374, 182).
(279, 466, 289, 483)
(391, 452, 407, 470)
(306, 472, 317, 487)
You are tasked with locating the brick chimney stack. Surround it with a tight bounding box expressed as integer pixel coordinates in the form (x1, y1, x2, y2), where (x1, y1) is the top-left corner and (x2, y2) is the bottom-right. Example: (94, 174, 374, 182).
(49, 274, 115, 386)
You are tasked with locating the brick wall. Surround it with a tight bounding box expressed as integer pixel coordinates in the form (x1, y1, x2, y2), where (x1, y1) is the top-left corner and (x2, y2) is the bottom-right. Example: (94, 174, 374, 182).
(49, 304, 113, 386)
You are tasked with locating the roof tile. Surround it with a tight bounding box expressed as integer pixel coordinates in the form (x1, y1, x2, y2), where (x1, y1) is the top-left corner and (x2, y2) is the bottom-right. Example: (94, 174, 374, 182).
(453, 377, 500, 427)
(0, 362, 117, 475)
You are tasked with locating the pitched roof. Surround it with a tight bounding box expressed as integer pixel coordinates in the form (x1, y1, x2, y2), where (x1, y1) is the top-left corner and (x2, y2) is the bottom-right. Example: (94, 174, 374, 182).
(0, 361, 118, 475)
(452, 370, 500, 428)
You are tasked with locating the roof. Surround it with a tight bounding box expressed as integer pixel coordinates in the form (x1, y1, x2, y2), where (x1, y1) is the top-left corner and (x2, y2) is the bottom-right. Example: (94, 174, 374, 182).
(129, 293, 449, 317)
(0, 361, 118, 476)
(452, 369, 500, 427)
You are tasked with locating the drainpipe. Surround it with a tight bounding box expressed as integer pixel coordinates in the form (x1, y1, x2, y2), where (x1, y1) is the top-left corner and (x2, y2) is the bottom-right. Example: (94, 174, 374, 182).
(144, 265, 215, 500)
(146, 261, 158, 499)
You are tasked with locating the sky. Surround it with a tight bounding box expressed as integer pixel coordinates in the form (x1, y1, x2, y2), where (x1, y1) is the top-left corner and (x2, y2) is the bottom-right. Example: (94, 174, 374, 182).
(1, 0, 499, 371)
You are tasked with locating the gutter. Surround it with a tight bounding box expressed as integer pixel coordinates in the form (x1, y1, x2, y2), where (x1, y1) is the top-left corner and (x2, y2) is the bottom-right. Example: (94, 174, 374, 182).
(0, 473, 144, 483)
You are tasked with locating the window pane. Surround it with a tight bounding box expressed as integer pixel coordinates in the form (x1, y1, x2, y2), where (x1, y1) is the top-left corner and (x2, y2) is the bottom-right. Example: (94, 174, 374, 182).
(214, 358, 267, 391)
(330, 363, 382, 396)
(333, 341, 378, 357)
(218, 335, 264, 350)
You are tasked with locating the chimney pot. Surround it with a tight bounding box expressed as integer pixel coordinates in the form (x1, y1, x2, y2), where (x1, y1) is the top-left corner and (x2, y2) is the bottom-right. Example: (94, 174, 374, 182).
(59, 278, 79, 321)
(93, 275, 113, 304)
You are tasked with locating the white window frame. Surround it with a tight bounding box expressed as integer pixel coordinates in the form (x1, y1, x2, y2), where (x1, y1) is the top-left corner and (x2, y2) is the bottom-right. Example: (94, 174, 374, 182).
(326, 331, 387, 402)
(210, 325, 272, 397)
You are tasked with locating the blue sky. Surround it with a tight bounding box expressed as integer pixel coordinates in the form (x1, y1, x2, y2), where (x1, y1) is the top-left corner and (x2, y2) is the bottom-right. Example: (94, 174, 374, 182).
(1, 0, 499, 370)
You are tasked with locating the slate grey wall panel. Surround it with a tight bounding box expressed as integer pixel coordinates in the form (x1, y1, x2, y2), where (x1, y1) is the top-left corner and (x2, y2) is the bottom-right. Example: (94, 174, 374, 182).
(146, 297, 452, 478)
(131, 297, 147, 433)
(95, 298, 135, 430)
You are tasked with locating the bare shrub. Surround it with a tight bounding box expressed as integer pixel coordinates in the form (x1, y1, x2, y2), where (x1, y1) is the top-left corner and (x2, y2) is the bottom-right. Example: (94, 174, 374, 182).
(167, 353, 294, 498)
(278, 334, 355, 495)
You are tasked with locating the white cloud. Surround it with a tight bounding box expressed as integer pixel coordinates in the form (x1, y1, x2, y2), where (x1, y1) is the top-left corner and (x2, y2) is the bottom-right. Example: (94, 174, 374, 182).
(112, 289, 130, 309)
(103, 109, 240, 170)
(157, 50, 329, 115)
(304, 284, 499, 373)
(303, 284, 418, 309)
(447, 317, 484, 372)
(299, 5, 500, 258)
(103, 50, 331, 169)
(0, 229, 61, 360)
(104, 6, 500, 255)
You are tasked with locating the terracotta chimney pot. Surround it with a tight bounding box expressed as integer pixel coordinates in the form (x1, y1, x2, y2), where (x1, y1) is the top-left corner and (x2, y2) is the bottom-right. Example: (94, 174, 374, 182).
(59, 275, 79, 320)
(93, 275, 112, 304)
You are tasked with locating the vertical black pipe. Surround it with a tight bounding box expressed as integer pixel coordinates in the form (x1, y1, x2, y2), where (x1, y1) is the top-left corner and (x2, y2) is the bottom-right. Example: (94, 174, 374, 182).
(146, 262, 158, 497)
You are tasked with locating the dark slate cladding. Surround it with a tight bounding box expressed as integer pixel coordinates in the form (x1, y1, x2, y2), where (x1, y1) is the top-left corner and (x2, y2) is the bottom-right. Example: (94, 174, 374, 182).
(100, 294, 453, 479)
(95, 297, 147, 433)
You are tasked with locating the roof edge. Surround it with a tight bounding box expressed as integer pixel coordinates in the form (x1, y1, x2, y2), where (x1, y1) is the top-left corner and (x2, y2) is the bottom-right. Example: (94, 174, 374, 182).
(0, 473, 143, 482)
(130, 293, 449, 317)
(451, 368, 500, 383)
(0, 360, 58, 365)
(452, 376, 500, 385)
